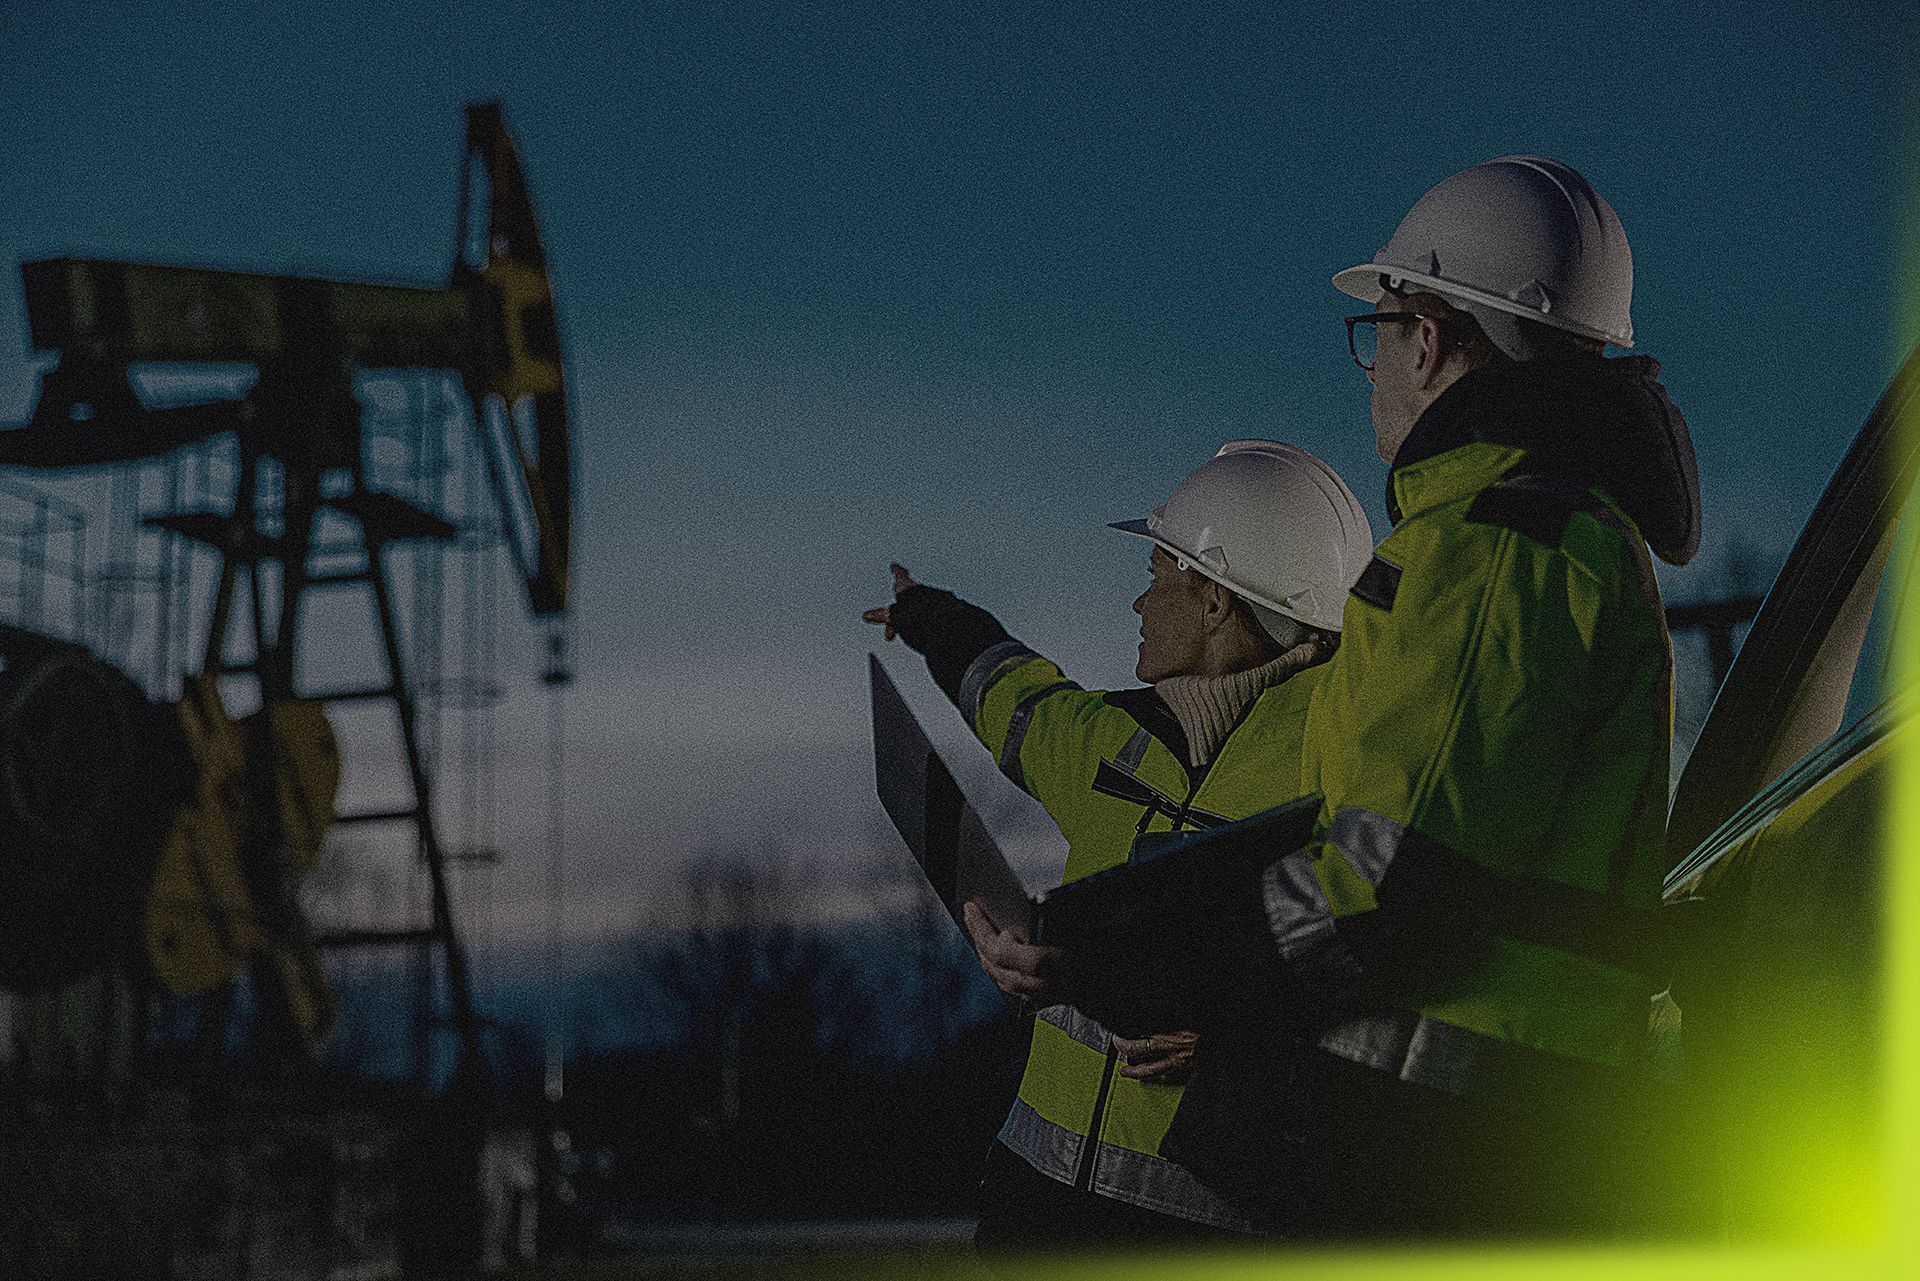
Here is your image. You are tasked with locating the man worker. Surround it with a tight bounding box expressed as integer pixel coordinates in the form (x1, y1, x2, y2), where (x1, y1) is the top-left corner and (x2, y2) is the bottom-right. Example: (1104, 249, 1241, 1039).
(971, 155, 1702, 1238)
(862, 440, 1373, 1249)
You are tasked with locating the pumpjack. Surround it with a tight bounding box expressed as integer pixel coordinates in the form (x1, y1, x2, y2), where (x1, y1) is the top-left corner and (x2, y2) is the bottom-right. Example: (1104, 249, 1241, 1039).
(0, 103, 573, 1092)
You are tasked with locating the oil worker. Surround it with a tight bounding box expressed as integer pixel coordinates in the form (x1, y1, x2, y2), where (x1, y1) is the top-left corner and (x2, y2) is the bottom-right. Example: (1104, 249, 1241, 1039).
(862, 440, 1373, 1251)
(982, 156, 1702, 1238)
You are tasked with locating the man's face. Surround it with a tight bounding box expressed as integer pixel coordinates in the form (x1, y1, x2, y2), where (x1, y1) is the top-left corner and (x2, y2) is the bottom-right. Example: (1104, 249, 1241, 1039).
(1367, 294, 1427, 464)
(1132, 546, 1209, 683)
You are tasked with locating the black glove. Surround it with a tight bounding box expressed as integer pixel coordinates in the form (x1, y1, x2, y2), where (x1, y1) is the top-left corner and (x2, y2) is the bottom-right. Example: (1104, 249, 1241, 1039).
(885, 584, 1013, 707)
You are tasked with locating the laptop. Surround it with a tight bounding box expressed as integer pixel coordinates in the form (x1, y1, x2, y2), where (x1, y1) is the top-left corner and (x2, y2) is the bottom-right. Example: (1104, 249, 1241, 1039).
(870, 654, 1035, 940)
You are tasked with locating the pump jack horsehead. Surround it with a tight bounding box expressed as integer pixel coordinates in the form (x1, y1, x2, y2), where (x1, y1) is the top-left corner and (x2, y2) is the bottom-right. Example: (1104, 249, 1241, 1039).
(0, 103, 573, 1067)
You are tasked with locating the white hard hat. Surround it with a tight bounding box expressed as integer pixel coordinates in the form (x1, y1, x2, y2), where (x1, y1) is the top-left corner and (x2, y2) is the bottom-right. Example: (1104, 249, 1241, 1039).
(1109, 440, 1374, 633)
(1333, 155, 1633, 357)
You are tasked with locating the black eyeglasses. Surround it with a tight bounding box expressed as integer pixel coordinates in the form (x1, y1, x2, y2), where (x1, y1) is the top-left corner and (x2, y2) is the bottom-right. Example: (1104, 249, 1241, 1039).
(1344, 311, 1425, 372)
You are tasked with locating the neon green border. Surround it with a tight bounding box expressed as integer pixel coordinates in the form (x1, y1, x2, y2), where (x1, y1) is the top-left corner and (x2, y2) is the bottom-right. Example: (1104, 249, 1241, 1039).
(1884, 90, 1920, 1279)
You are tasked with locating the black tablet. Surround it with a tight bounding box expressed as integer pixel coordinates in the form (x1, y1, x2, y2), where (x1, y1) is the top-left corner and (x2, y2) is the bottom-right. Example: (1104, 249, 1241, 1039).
(1031, 793, 1322, 948)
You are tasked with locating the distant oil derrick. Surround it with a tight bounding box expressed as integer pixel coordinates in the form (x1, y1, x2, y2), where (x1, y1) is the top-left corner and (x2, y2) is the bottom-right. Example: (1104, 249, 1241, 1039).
(0, 101, 577, 1277)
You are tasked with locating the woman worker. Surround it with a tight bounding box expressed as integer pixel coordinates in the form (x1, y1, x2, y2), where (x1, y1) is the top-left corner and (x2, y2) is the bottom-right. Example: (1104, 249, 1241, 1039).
(863, 439, 1373, 1247)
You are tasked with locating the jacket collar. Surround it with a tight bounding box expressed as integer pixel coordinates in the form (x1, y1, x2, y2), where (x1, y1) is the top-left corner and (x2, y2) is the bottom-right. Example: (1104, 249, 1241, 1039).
(1387, 441, 1529, 527)
(1383, 352, 1701, 565)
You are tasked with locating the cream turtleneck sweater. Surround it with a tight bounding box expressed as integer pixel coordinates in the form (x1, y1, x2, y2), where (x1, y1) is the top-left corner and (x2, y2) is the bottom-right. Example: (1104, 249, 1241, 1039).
(1152, 638, 1331, 768)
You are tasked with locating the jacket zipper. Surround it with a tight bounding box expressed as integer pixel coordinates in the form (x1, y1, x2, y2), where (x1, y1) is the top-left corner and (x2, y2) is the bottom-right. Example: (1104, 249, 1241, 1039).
(1075, 1043, 1120, 1192)
(1082, 757, 1211, 1190)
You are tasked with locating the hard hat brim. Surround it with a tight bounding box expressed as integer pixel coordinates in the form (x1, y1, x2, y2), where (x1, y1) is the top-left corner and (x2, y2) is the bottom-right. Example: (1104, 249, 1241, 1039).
(1330, 263, 1632, 348)
(1108, 519, 1338, 631)
(1332, 263, 1388, 303)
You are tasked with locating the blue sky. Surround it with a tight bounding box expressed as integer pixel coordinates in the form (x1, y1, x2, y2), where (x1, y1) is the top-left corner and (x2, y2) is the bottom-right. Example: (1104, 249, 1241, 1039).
(1, 0, 1915, 949)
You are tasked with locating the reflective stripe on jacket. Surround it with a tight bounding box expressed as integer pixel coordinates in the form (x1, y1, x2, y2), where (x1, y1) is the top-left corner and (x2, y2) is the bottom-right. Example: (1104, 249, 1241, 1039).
(965, 640, 1324, 1229)
(1282, 440, 1672, 1093)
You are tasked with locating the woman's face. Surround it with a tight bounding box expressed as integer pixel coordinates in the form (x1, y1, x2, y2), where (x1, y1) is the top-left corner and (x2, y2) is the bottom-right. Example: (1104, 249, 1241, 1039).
(1131, 546, 1209, 683)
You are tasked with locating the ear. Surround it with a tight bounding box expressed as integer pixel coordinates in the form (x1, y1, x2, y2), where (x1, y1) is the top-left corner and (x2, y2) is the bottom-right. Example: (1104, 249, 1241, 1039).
(1199, 579, 1235, 632)
(1415, 315, 1450, 388)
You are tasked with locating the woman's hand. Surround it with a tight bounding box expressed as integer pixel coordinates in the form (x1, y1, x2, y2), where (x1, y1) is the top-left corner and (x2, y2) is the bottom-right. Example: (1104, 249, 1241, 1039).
(860, 563, 920, 639)
(963, 900, 1071, 1009)
(1112, 1030, 1200, 1082)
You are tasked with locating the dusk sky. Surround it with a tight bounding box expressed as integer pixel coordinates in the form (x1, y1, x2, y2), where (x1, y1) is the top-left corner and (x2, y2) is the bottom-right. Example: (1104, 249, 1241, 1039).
(1, 0, 1915, 955)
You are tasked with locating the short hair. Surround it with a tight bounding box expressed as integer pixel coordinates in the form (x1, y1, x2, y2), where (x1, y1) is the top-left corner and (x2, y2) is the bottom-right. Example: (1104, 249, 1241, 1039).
(1394, 285, 1603, 368)
(1461, 308, 1604, 365)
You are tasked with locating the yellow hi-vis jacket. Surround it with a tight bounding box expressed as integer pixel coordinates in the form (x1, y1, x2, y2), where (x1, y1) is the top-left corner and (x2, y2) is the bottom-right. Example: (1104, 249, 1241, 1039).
(1280, 440, 1674, 1092)
(959, 639, 1325, 1229)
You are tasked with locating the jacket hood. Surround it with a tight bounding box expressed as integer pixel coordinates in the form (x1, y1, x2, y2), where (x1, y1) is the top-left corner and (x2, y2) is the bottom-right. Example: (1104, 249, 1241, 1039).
(1391, 352, 1702, 565)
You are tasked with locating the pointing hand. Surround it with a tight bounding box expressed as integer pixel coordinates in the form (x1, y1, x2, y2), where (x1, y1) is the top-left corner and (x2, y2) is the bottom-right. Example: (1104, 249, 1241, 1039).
(860, 562, 922, 640)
